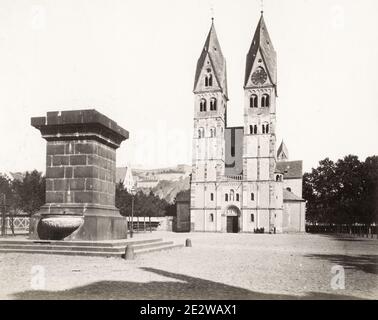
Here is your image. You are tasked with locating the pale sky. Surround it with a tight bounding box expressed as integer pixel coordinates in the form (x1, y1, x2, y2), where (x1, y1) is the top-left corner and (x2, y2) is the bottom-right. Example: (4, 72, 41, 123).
(0, 0, 377, 173)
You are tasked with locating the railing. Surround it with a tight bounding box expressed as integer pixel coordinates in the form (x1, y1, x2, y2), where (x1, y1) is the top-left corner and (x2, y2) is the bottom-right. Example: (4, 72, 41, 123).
(221, 175, 243, 181)
(0, 215, 30, 235)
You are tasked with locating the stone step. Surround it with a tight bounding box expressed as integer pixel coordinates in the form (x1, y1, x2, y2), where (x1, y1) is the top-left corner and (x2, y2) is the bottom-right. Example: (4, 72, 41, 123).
(0, 238, 162, 248)
(134, 244, 184, 256)
(0, 248, 122, 257)
(0, 239, 184, 258)
(0, 240, 174, 253)
(0, 243, 125, 253)
(128, 241, 174, 251)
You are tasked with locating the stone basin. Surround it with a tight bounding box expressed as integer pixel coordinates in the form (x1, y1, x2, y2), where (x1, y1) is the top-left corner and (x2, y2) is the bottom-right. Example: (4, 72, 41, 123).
(37, 216, 84, 240)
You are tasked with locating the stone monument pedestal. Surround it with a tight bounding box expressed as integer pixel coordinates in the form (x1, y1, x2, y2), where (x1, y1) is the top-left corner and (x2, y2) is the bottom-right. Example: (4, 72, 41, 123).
(30, 109, 129, 241)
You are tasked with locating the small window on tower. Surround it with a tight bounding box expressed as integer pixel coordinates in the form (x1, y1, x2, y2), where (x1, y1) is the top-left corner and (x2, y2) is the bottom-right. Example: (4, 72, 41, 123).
(210, 193, 214, 201)
(261, 94, 270, 107)
(251, 214, 254, 222)
(200, 99, 207, 112)
(225, 194, 228, 202)
(250, 94, 258, 108)
(210, 213, 214, 222)
(208, 74, 213, 86)
(236, 193, 240, 201)
(210, 98, 217, 111)
(251, 193, 255, 201)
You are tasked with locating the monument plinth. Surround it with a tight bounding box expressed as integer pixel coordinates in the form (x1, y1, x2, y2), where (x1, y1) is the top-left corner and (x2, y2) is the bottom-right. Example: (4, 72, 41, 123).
(30, 109, 129, 241)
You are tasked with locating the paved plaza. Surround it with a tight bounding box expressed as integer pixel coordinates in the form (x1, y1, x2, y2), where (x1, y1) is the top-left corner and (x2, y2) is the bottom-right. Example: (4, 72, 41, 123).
(0, 232, 377, 300)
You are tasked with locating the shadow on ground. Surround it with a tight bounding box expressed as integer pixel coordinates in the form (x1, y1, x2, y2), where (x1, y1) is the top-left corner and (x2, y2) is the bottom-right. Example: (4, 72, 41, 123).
(12, 267, 362, 300)
(315, 234, 378, 242)
(305, 253, 378, 275)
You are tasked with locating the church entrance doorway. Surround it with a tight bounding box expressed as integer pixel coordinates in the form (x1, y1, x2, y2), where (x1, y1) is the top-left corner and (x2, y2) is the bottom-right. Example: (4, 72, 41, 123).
(224, 205, 241, 233)
(226, 216, 238, 233)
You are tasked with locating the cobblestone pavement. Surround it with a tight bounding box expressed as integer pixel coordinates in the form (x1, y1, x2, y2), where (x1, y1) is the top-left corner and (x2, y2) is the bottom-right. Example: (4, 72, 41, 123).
(0, 232, 377, 299)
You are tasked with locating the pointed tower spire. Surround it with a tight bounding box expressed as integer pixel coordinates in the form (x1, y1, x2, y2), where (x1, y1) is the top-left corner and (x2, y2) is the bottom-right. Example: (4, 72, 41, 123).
(277, 140, 289, 160)
(244, 13, 276, 88)
(193, 21, 228, 98)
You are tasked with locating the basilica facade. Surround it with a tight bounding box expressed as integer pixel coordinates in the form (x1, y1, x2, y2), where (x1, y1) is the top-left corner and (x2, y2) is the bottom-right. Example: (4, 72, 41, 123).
(190, 13, 305, 233)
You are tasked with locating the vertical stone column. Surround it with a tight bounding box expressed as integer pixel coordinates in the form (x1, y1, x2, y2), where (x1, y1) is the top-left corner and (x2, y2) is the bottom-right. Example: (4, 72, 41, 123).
(30, 109, 129, 241)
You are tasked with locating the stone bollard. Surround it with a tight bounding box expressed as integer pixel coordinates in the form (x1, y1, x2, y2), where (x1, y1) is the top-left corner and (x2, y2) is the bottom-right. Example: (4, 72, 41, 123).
(185, 238, 192, 247)
(124, 245, 135, 260)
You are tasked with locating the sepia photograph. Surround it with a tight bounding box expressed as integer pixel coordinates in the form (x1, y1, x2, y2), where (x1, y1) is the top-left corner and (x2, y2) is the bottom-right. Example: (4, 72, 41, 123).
(0, 0, 377, 306)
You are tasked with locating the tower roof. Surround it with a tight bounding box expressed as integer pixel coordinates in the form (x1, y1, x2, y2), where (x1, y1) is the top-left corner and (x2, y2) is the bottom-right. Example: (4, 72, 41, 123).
(277, 140, 289, 160)
(245, 13, 277, 87)
(194, 21, 228, 97)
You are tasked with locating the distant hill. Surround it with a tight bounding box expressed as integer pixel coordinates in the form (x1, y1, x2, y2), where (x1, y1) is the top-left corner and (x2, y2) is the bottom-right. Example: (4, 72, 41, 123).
(116, 164, 191, 203)
(151, 176, 190, 203)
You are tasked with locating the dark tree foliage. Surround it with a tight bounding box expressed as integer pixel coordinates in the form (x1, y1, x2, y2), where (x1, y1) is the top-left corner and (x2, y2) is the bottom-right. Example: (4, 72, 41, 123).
(303, 155, 378, 225)
(0, 175, 14, 207)
(12, 170, 45, 215)
(115, 182, 170, 217)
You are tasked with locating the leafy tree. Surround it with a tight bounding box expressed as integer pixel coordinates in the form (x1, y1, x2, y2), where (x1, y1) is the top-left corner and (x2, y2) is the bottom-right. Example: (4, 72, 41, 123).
(12, 170, 45, 215)
(361, 156, 378, 224)
(0, 174, 13, 204)
(303, 155, 378, 225)
(115, 183, 170, 217)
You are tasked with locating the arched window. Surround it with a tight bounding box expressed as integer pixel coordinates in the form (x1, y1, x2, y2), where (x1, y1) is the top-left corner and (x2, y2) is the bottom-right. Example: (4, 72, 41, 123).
(261, 94, 270, 107)
(262, 123, 269, 134)
(251, 214, 254, 222)
(209, 213, 214, 222)
(210, 127, 216, 138)
(236, 193, 240, 201)
(276, 175, 281, 182)
(250, 94, 258, 108)
(230, 189, 235, 201)
(205, 77, 208, 87)
(198, 127, 204, 138)
(225, 194, 228, 202)
(210, 98, 217, 111)
(250, 124, 258, 135)
(251, 193, 255, 201)
(210, 193, 214, 201)
(200, 99, 207, 112)
(286, 187, 292, 192)
(208, 74, 213, 86)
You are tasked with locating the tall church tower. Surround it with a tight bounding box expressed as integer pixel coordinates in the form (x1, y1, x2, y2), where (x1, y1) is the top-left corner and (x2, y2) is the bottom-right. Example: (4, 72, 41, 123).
(190, 20, 228, 230)
(242, 12, 283, 232)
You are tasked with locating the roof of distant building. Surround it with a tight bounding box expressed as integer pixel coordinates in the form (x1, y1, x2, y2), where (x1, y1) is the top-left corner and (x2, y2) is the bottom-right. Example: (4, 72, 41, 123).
(283, 189, 305, 202)
(276, 160, 303, 179)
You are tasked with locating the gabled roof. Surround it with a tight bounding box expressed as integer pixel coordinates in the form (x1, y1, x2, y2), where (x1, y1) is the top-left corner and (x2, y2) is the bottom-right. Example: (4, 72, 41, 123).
(283, 189, 305, 202)
(276, 161, 303, 179)
(194, 21, 228, 97)
(277, 141, 289, 160)
(245, 13, 277, 87)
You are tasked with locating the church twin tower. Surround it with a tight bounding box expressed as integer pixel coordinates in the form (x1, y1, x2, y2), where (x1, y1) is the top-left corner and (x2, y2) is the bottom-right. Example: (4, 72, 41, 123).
(190, 13, 305, 233)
